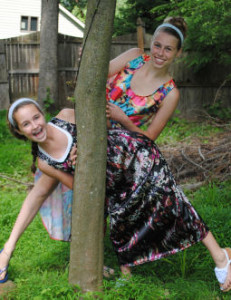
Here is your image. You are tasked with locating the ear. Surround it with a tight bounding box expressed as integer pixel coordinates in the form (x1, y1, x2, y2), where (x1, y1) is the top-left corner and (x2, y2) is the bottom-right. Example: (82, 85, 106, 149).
(176, 48, 182, 58)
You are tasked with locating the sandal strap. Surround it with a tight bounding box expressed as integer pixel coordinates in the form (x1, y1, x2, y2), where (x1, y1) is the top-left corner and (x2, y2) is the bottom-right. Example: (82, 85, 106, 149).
(223, 248, 231, 266)
(0, 266, 8, 275)
(214, 248, 231, 284)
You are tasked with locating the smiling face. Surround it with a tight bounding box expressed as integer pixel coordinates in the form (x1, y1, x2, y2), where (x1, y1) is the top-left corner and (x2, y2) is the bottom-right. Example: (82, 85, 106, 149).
(150, 31, 181, 70)
(14, 104, 47, 143)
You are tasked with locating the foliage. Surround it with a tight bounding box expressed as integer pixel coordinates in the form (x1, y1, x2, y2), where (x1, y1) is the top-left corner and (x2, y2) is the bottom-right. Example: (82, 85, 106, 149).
(43, 87, 55, 112)
(0, 110, 10, 141)
(113, 0, 169, 36)
(59, 0, 166, 35)
(203, 100, 231, 122)
(0, 111, 32, 178)
(59, 0, 87, 22)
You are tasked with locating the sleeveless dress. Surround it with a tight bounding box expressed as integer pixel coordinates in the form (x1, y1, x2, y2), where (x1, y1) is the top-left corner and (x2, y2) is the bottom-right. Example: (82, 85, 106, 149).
(38, 54, 209, 267)
(106, 53, 176, 129)
(36, 119, 76, 241)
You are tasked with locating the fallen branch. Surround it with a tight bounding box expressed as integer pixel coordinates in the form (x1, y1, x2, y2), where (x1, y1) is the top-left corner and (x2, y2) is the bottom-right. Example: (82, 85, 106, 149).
(160, 130, 231, 187)
(0, 173, 34, 188)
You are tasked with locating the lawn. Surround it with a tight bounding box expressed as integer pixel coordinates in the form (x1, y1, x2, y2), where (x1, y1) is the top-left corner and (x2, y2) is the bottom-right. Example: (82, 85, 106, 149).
(0, 109, 230, 299)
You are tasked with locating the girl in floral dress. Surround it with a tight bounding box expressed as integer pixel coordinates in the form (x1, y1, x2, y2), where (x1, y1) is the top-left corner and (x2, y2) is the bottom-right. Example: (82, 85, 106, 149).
(103, 17, 231, 291)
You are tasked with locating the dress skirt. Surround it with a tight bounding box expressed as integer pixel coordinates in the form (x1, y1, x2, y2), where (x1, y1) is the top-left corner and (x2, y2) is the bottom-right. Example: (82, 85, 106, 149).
(36, 169, 73, 241)
(38, 128, 209, 266)
(106, 129, 209, 267)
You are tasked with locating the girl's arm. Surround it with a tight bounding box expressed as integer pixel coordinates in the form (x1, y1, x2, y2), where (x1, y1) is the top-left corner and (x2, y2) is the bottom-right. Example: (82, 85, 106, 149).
(38, 159, 74, 190)
(108, 48, 143, 78)
(106, 88, 180, 141)
(55, 108, 76, 124)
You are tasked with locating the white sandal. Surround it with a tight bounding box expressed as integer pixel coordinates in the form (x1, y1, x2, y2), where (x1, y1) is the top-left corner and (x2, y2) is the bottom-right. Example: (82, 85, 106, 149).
(214, 248, 231, 291)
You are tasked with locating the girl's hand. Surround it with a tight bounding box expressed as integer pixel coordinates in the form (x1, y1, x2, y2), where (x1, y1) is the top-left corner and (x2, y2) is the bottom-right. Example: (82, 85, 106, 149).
(106, 103, 127, 124)
(70, 144, 77, 166)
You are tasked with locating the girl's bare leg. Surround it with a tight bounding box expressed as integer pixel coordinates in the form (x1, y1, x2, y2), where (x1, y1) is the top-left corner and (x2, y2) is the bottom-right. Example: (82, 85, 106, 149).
(202, 231, 231, 291)
(0, 175, 58, 281)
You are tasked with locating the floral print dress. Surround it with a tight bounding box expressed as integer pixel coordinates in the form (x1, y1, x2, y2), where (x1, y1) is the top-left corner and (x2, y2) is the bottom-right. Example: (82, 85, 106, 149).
(36, 118, 76, 241)
(106, 129, 208, 267)
(37, 54, 209, 267)
(106, 53, 176, 128)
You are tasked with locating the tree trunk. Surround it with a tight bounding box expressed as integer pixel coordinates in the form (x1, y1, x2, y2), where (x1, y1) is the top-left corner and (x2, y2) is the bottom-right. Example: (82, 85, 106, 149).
(38, 0, 58, 109)
(68, 0, 116, 293)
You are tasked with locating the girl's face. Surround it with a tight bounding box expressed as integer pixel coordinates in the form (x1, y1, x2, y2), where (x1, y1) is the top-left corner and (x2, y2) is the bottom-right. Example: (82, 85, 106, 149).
(150, 31, 181, 69)
(14, 104, 47, 143)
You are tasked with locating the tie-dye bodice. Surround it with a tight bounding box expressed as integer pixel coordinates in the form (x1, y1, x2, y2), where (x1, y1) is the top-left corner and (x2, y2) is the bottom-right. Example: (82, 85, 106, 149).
(106, 54, 176, 128)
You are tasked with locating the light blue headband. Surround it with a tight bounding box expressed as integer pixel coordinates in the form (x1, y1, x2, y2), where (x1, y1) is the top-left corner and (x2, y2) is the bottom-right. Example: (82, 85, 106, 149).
(155, 23, 184, 46)
(8, 98, 41, 127)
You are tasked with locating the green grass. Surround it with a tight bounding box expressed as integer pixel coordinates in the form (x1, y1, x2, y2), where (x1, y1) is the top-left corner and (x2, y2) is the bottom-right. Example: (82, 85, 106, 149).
(156, 114, 223, 145)
(0, 109, 231, 299)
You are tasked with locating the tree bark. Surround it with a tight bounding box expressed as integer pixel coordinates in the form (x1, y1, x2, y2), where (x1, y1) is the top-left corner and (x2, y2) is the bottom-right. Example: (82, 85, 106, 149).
(68, 0, 116, 293)
(38, 0, 58, 108)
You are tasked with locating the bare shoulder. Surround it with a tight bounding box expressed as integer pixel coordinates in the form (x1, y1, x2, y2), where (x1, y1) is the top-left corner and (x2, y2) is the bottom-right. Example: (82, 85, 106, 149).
(114, 48, 143, 63)
(109, 48, 144, 77)
(160, 87, 180, 111)
(165, 87, 180, 103)
(169, 87, 180, 101)
(125, 47, 144, 58)
(56, 108, 75, 124)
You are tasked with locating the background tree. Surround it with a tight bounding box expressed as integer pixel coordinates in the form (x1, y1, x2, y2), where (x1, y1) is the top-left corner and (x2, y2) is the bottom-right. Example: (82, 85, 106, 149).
(38, 0, 59, 109)
(68, 0, 116, 293)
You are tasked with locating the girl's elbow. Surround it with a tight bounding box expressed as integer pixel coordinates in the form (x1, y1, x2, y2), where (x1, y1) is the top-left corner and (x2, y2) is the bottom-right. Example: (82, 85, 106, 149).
(145, 129, 159, 141)
(142, 130, 155, 141)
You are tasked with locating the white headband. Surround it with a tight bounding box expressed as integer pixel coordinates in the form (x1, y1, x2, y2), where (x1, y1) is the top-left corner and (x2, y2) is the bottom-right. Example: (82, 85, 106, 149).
(8, 98, 41, 127)
(155, 23, 184, 46)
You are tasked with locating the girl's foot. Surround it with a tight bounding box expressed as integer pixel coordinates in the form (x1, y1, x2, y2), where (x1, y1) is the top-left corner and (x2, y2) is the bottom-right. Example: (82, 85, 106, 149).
(120, 265, 131, 277)
(103, 266, 114, 278)
(0, 249, 10, 283)
(214, 248, 231, 292)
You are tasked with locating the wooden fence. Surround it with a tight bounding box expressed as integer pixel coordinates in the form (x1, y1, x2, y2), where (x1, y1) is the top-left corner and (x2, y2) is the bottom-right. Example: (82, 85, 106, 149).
(0, 31, 231, 117)
(0, 40, 10, 109)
